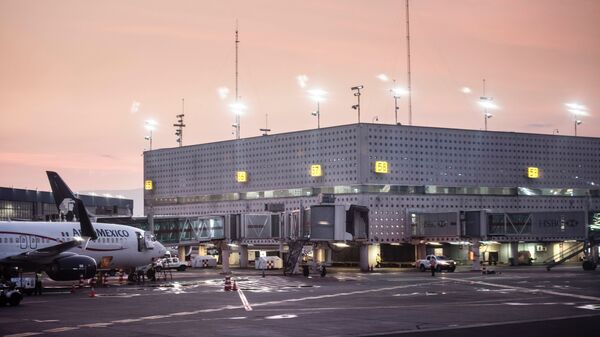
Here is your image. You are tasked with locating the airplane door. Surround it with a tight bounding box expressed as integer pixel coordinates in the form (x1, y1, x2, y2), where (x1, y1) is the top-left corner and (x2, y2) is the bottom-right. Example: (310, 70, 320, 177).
(30, 236, 37, 249)
(19, 235, 27, 249)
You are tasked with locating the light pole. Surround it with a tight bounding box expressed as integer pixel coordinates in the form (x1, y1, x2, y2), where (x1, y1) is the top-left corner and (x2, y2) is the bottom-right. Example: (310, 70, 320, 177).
(229, 102, 247, 139)
(391, 86, 408, 125)
(308, 89, 326, 129)
(478, 79, 498, 131)
(484, 112, 493, 131)
(144, 120, 157, 150)
(565, 102, 588, 137)
(351, 85, 363, 123)
(575, 120, 582, 136)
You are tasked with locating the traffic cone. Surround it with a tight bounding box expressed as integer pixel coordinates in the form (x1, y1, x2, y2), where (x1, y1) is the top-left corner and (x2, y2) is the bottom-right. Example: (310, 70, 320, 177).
(89, 287, 96, 298)
(224, 276, 232, 291)
(232, 280, 238, 291)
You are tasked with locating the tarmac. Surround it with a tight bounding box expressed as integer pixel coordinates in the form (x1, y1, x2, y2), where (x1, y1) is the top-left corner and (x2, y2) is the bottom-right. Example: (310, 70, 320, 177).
(1, 264, 599, 337)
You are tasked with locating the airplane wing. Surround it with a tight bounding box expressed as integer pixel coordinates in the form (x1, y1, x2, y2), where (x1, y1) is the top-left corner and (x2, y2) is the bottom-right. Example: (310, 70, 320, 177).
(1, 239, 82, 264)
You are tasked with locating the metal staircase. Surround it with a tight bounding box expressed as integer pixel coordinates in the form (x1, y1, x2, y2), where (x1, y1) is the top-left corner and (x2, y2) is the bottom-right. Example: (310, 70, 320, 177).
(544, 232, 600, 271)
(544, 242, 586, 271)
(284, 239, 307, 275)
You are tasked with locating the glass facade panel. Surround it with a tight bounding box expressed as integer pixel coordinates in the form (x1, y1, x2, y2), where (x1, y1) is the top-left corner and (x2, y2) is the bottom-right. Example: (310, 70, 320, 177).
(149, 184, 596, 206)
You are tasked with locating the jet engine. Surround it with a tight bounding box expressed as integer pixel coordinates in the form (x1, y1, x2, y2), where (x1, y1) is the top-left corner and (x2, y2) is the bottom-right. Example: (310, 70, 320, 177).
(46, 255, 97, 281)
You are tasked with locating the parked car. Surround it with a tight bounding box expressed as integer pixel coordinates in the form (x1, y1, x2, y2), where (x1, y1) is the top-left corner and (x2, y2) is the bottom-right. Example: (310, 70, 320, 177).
(416, 255, 456, 272)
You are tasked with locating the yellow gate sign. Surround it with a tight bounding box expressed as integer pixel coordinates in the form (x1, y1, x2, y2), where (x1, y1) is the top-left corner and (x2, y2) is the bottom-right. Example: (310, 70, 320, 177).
(310, 164, 323, 177)
(144, 180, 153, 191)
(236, 171, 248, 183)
(373, 161, 389, 174)
(527, 167, 539, 179)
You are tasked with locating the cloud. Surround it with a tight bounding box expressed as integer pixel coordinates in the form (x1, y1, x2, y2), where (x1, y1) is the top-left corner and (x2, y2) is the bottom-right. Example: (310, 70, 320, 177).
(0, 152, 137, 172)
(130, 101, 141, 114)
(526, 123, 553, 128)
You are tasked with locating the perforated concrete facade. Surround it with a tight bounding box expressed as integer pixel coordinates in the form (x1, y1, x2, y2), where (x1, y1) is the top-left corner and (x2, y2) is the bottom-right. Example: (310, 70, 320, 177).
(144, 123, 600, 243)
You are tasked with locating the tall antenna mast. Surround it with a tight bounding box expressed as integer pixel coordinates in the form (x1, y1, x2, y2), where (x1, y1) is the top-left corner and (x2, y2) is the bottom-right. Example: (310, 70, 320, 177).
(235, 20, 240, 139)
(174, 98, 185, 147)
(406, 0, 413, 126)
(260, 113, 271, 136)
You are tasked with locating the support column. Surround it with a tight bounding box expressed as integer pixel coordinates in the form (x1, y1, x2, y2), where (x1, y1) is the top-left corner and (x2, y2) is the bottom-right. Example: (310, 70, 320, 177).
(148, 213, 154, 235)
(178, 246, 186, 262)
(326, 247, 332, 265)
(471, 239, 481, 271)
(221, 248, 230, 274)
(416, 243, 427, 260)
(315, 247, 325, 264)
(510, 242, 519, 266)
(239, 245, 248, 269)
(360, 244, 369, 272)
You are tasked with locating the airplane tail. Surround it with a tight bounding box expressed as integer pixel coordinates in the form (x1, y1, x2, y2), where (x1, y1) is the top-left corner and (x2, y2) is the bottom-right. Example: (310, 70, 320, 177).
(46, 171, 98, 241)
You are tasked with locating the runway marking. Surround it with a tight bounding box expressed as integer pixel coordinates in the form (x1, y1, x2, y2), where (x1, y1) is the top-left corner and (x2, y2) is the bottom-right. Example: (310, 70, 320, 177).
(248, 296, 548, 313)
(1, 280, 442, 337)
(237, 288, 253, 311)
(248, 281, 440, 308)
(78, 323, 113, 328)
(32, 320, 58, 323)
(42, 327, 79, 333)
(4, 333, 42, 337)
(451, 278, 600, 302)
(505, 302, 576, 306)
(265, 314, 297, 319)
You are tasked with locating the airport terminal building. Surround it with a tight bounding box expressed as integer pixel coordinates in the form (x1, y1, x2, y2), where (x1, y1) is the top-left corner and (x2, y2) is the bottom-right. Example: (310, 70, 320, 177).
(0, 187, 133, 221)
(143, 123, 600, 268)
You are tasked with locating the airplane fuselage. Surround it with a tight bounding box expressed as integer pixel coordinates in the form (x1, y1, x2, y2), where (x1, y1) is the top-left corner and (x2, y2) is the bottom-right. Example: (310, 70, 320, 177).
(0, 221, 166, 271)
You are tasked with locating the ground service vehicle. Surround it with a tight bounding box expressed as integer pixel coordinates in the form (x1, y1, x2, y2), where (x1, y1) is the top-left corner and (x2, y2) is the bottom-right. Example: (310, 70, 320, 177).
(416, 255, 456, 272)
(10, 277, 34, 295)
(0, 285, 22, 307)
(154, 257, 188, 271)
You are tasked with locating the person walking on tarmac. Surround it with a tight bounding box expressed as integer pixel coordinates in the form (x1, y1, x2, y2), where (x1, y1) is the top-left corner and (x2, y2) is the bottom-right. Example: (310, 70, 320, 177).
(430, 256, 437, 277)
(34, 271, 43, 295)
(376, 253, 382, 268)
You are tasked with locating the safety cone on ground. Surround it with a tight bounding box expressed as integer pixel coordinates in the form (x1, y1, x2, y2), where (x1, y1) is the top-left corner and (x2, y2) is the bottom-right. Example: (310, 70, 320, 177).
(89, 287, 96, 298)
(232, 280, 238, 291)
(224, 276, 232, 291)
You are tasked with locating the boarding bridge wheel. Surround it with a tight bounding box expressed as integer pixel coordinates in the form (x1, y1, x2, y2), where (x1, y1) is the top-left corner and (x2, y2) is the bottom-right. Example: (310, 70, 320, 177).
(582, 260, 597, 271)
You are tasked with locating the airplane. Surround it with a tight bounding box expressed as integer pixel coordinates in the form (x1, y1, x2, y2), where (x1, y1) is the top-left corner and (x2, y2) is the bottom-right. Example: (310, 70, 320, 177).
(0, 171, 167, 281)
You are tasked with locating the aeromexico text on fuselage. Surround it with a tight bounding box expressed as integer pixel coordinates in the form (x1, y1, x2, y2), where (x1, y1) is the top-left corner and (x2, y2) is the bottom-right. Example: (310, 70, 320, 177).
(71, 227, 130, 238)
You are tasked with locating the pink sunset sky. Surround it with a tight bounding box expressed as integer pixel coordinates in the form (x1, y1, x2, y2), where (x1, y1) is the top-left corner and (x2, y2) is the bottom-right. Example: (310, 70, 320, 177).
(1, 0, 599, 193)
